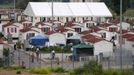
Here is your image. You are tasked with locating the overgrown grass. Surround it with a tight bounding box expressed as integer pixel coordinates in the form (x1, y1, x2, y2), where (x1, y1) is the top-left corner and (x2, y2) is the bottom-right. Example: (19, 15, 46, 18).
(52, 67, 65, 73)
(70, 60, 134, 75)
(29, 67, 51, 74)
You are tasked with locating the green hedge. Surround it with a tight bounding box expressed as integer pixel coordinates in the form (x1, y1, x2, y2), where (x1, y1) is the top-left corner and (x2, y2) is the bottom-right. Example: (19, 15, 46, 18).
(52, 67, 65, 73)
(40, 46, 71, 53)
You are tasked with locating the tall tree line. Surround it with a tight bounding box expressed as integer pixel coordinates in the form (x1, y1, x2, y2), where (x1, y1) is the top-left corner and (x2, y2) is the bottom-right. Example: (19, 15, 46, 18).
(100, 0, 130, 15)
(16, 0, 47, 9)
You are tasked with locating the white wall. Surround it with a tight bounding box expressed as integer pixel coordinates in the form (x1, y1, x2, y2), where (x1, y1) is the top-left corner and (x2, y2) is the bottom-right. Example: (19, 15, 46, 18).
(19, 31, 40, 43)
(123, 41, 134, 51)
(94, 40, 113, 55)
(117, 22, 130, 30)
(49, 33, 66, 46)
(4, 25, 19, 38)
(64, 30, 78, 38)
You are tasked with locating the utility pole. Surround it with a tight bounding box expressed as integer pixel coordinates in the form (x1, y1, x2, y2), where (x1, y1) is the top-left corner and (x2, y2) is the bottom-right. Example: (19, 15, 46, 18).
(119, 0, 123, 70)
(13, 0, 16, 21)
(51, 0, 54, 69)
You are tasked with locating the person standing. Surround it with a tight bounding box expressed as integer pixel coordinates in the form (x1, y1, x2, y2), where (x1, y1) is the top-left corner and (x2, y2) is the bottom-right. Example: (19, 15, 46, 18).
(31, 52, 35, 63)
(14, 43, 16, 50)
(36, 48, 40, 61)
(51, 50, 55, 60)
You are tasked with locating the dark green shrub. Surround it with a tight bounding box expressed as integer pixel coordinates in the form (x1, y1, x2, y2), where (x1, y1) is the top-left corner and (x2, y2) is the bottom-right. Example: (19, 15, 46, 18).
(40, 46, 71, 53)
(53, 67, 65, 73)
(0, 58, 3, 67)
(16, 70, 21, 74)
(3, 48, 9, 57)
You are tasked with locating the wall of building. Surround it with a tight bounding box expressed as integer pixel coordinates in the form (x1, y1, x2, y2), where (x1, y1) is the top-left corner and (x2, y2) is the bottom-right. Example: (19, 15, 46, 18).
(94, 40, 113, 55)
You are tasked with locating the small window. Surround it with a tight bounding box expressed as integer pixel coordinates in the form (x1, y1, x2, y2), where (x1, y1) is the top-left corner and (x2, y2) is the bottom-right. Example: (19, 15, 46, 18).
(67, 33, 73, 37)
(66, 17, 69, 22)
(10, 28, 14, 33)
(57, 17, 59, 21)
(44, 27, 50, 32)
(74, 28, 81, 33)
(86, 23, 90, 28)
(109, 28, 117, 32)
(101, 33, 106, 38)
(26, 33, 35, 40)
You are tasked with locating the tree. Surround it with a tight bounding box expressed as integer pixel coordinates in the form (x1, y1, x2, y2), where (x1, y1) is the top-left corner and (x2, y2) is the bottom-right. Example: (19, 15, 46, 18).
(16, 0, 47, 9)
(101, 0, 130, 15)
(123, 9, 134, 17)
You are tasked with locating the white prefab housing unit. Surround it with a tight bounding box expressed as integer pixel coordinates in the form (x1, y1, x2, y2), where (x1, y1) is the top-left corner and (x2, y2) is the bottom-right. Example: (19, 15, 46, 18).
(94, 40, 113, 55)
(117, 22, 131, 30)
(49, 33, 66, 46)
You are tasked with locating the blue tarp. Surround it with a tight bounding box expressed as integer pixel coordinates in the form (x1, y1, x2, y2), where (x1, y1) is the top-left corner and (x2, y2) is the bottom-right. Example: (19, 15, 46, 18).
(29, 34, 49, 46)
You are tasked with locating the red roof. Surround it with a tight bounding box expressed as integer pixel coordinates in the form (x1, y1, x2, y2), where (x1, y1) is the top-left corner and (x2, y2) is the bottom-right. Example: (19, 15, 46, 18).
(122, 33, 134, 42)
(130, 29, 134, 32)
(109, 19, 120, 24)
(65, 21, 75, 27)
(127, 36, 134, 41)
(82, 34, 102, 43)
(45, 31, 55, 35)
(56, 26, 68, 32)
(79, 30, 92, 35)
(100, 23, 113, 27)
(90, 26, 101, 32)
(3, 22, 14, 27)
(19, 28, 39, 33)
(0, 38, 4, 44)
(122, 34, 134, 38)
(117, 30, 128, 34)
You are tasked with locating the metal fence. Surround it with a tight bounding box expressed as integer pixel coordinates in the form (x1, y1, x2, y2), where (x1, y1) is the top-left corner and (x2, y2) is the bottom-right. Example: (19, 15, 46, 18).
(7, 48, 134, 70)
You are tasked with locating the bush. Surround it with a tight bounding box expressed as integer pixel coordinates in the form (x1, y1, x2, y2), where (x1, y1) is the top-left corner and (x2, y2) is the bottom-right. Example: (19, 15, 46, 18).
(72, 60, 103, 75)
(0, 58, 3, 67)
(53, 67, 65, 73)
(40, 46, 71, 53)
(10, 65, 22, 70)
(3, 48, 9, 57)
(16, 70, 21, 74)
(30, 67, 51, 74)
